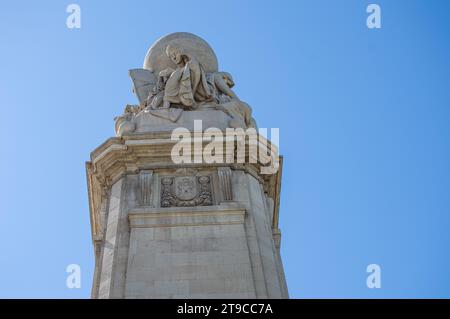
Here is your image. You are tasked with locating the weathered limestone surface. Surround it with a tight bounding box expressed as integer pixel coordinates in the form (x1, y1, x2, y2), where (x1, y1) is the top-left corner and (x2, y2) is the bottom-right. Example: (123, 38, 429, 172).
(86, 32, 288, 299)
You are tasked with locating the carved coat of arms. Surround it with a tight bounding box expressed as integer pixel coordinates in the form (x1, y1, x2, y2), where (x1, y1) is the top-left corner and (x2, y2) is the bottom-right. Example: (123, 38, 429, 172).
(160, 175, 212, 207)
(174, 176, 197, 200)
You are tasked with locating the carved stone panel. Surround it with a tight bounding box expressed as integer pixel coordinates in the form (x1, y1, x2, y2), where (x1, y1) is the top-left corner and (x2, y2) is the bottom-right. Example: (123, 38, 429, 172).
(160, 175, 213, 207)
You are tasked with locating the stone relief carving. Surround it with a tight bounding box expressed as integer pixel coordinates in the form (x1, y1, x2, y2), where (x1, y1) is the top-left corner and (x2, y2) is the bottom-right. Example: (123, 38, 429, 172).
(160, 175, 213, 207)
(114, 33, 257, 136)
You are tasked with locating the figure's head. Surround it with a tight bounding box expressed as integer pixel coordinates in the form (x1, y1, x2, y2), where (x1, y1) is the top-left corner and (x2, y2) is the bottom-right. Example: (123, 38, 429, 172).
(165, 44, 183, 65)
(221, 72, 234, 88)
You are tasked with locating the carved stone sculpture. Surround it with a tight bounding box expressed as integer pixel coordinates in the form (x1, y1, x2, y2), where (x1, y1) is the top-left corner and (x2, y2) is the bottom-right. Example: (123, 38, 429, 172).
(162, 44, 214, 109)
(114, 32, 256, 136)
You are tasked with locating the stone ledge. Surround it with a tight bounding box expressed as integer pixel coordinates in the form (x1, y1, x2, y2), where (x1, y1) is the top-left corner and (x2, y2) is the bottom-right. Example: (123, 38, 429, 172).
(128, 203, 246, 228)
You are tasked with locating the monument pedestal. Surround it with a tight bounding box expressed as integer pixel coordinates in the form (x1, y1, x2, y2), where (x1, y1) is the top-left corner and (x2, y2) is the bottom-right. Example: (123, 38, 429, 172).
(86, 131, 287, 298)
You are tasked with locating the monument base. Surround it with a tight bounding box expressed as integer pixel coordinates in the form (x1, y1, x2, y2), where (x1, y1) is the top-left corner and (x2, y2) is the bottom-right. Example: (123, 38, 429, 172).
(87, 133, 287, 298)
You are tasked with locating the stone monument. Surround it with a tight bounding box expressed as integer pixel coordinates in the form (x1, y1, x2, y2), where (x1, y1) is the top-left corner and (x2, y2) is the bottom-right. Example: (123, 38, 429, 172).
(86, 32, 288, 298)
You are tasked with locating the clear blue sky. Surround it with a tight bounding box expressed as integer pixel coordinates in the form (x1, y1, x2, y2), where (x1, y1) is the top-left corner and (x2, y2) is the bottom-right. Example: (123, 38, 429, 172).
(1, 0, 449, 298)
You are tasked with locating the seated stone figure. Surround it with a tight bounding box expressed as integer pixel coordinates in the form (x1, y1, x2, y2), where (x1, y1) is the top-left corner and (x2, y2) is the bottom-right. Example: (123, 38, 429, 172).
(162, 44, 215, 109)
(120, 34, 257, 134)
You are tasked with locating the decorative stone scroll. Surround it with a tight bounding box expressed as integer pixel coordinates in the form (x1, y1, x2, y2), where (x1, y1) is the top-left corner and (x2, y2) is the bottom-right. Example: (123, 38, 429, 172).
(160, 175, 213, 207)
